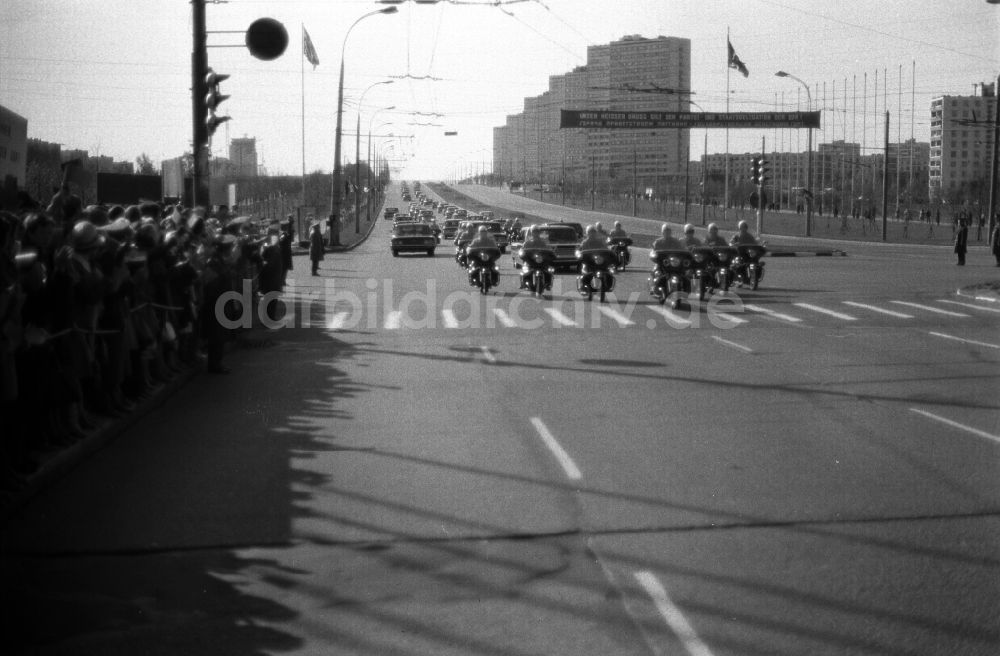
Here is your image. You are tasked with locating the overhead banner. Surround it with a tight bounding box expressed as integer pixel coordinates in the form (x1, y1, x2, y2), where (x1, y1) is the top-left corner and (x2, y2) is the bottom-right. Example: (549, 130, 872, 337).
(560, 109, 821, 129)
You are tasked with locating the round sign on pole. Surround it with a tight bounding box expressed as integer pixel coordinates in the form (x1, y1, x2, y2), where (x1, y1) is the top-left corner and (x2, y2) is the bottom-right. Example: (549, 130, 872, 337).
(246, 18, 288, 61)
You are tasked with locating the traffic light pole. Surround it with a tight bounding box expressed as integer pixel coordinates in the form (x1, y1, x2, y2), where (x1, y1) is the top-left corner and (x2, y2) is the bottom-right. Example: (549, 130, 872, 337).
(756, 136, 765, 235)
(191, 0, 209, 208)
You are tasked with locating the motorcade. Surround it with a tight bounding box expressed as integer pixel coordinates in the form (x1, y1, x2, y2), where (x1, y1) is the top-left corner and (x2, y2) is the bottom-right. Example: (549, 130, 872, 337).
(466, 244, 502, 294)
(391, 222, 437, 257)
(532, 224, 582, 269)
(518, 245, 556, 297)
(576, 245, 617, 302)
(689, 246, 721, 300)
(608, 235, 633, 270)
(731, 244, 767, 289)
(710, 245, 737, 291)
(648, 249, 693, 308)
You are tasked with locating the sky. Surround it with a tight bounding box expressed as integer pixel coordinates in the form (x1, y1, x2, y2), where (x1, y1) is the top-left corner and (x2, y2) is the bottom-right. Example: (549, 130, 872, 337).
(2, 0, 998, 181)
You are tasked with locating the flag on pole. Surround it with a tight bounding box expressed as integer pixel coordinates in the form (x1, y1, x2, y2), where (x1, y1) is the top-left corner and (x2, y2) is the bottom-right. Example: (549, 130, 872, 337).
(727, 38, 749, 78)
(302, 26, 320, 69)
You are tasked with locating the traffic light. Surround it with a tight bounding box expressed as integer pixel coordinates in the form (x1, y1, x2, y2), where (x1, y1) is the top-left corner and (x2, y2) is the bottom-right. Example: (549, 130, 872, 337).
(205, 68, 231, 141)
(750, 156, 761, 185)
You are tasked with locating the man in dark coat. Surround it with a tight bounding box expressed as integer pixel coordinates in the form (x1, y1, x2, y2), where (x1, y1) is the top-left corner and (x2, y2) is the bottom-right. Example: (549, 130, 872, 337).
(258, 227, 285, 323)
(954, 219, 969, 266)
(201, 235, 237, 374)
(309, 223, 325, 276)
(280, 216, 294, 283)
(990, 218, 1000, 267)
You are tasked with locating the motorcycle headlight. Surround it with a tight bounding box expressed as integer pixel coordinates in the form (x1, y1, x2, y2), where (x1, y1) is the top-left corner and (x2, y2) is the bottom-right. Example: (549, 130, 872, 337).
(533, 253, 545, 264)
(478, 251, 490, 262)
(716, 251, 729, 262)
(547, 267, 556, 274)
(668, 256, 681, 267)
(693, 253, 705, 263)
(593, 255, 605, 266)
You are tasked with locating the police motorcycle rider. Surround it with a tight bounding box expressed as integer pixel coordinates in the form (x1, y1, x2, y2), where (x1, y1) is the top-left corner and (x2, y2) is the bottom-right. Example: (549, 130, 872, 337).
(454, 222, 477, 267)
(576, 225, 617, 301)
(682, 223, 702, 248)
(730, 220, 760, 245)
(703, 222, 735, 291)
(466, 225, 501, 290)
(703, 223, 728, 247)
(729, 220, 767, 289)
(518, 224, 555, 293)
(650, 223, 684, 252)
(648, 223, 691, 306)
(607, 220, 633, 268)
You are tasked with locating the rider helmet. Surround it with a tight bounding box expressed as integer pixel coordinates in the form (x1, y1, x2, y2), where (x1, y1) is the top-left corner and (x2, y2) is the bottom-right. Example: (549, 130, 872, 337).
(614, 221, 622, 229)
(683, 223, 695, 234)
(707, 223, 718, 233)
(585, 225, 597, 236)
(660, 223, 672, 236)
(737, 220, 749, 231)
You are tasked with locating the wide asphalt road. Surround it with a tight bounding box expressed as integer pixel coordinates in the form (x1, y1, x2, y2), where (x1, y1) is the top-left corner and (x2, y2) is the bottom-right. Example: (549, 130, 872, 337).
(2, 181, 998, 656)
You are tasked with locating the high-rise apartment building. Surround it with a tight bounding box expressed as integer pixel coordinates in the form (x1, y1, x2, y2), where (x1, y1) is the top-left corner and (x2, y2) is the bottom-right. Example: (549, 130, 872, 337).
(494, 35, 691, 194)
(0, 105, 29, 188)
(229, 137, 258, 177)
(929, 82, 996, 203)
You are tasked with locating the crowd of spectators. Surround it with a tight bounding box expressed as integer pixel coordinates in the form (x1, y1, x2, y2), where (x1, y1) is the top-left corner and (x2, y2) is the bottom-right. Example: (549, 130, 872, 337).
(0, 184, 296, 498)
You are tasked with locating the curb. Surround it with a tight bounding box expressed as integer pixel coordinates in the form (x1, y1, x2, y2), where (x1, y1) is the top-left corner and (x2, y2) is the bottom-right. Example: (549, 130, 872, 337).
(955, 284, 1000, 303)
(769, 250, 848, 257)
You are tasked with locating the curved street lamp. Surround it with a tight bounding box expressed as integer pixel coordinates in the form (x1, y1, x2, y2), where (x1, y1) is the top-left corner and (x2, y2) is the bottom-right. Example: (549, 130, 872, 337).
(775, 70, 814, 236)
(331, 6, 398, 235)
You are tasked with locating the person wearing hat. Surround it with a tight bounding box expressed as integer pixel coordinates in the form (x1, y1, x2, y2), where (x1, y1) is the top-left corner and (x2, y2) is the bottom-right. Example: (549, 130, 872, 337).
(730, 220, 760, 246)
(279, 216, 294, 283)
(259, 226, 285, 322)
(309, 222, 325, 275)
(201, 234, 237, 374)
(682, 223, 702, 248)
(704, 223, 728, 247)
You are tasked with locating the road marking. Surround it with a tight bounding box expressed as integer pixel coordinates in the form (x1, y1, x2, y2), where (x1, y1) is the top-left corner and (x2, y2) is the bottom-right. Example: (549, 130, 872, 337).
(634, 571, 716, 656)
(327, 311, 350, 330)
(529, 417, 582, 480)
(712, 335, 753, 353)
(793, 303, 858, 321)
(928, 332, 1000, 349)
(543, 308, 578, 327)
(909, 408, 1000, 445)
(744, 304, 802, 323)
(441, 309, 459, 328)
(938, 299, 1000, 314)
(598, 306, 635, 326)
(842, 301, 913, 318)
(493, 308, 517, 327)
(713, 312, 748, 325)
(479, 346, 497, 364)
(384, 311, 402, 330)
(890, 301, 969, 317)
(646, 306, 692, 327)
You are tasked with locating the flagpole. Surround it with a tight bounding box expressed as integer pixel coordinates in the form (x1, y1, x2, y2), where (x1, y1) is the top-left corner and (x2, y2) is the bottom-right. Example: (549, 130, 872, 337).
(725, 27, 730, 224)
(301, 24, 306, 213)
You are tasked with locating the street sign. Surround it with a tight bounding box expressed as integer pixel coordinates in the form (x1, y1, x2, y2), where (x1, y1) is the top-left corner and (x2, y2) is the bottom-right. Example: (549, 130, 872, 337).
(560, 109, 820, 129)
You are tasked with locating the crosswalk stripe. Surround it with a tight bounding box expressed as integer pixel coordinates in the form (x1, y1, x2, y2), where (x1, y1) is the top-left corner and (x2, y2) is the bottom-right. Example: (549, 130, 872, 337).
(493, 308, 517, 327)
(793, 303, 858, 321)
(384, 310, 402, 330)
(543, 308, 578, 327)
(646, 306, 692, 327)
(327, 311, 350, 330)
(598, 306, 635, 326)
(890, 301, 969, 317)
(441, 309, 459, 328)
(937, 300, 1000, 314)
(842, 301, 913, 318)
(744, 304, 802, 323)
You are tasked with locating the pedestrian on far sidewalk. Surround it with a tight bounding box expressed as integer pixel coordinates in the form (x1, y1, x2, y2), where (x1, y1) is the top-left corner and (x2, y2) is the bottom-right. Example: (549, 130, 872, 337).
(954, 219, 969, 266)
(990, 219, 1000, 267)
(309, 223, 325, 276)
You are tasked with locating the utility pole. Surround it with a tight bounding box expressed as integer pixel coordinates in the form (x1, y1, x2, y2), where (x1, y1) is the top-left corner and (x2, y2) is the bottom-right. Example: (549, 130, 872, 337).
(757, 136, 766, 235)
(191, 0, 209, 207)
(882, 111, 890, 241)
(988, 73, 1000, 239)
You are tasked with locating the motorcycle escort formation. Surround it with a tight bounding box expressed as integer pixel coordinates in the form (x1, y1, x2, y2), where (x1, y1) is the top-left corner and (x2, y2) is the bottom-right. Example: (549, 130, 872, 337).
(467, 245, 502, 295)
(711, 245, 737, 293)
(689, 246, 722, 301)
(576, 247, 617, 303)
(519, 246, 556, 297)
(608, 235, 632, 270)
(648, 249, 693, 309)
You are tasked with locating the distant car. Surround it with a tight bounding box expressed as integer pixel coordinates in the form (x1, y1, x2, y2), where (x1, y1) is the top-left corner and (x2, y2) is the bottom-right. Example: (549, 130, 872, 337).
(401, 193, 412, 202)
(384, 207, 399, 220)
(441, 218, 461, 239)
(391, 222, 437, 257)
(534, 224, 582, 268)
(480, 210, 495, 220)
(468, 220, 509, 253)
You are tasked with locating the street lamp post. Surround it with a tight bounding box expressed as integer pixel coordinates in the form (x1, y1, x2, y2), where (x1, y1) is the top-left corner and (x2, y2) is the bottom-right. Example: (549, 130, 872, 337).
(355, 81, 393, 232)
(367, 113, 395, 223)
(776, 71, 813, 236)
(330, 7, 397, 240)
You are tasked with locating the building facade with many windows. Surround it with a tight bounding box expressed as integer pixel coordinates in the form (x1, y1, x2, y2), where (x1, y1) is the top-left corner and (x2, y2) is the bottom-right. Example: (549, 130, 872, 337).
(0, 105, 29, 189)
(929, 82, 996, 205)
(494, 35, 691, 196)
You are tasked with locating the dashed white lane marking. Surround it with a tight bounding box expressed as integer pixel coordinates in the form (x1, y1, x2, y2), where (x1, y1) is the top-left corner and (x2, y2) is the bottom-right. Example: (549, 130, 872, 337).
(327, 311, 349, 330)
(712, 335, 753, 353)
(793, 303, 858, 321)
(442, 309, 459, 328)
(492, 308, 517, 327)
(598, 306, 636, 326)
(938, 299, 1000, 314)
(743, 304, 802, 323)
(890, 301, 969, 317)
(529, 418, 582, 480)
(713, 312, 748, 326)
(928, 332, 1000, 350)
(634, 571, 716, 656)
(479, 346, 497, 364)
(384, 311, 402, 330)
(910, 408, 1000, 445)
(646, 306, 692, 327)
(543, 308, 578, 327)
(842, 301, 914, 319)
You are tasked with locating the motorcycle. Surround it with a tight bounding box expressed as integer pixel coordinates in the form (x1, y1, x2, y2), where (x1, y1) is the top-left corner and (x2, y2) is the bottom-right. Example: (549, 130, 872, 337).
(454, 234, 473, 268)
(576, 248, 616, 302)
(689, 246, 721, 301)
(608, 236, 632, 270)
(710, 246, 737, 292)
(467, 246, 502, 295)
(731, 243, 767, 290)
(648, 249, 693, 309)
(518, 247, 556, 296)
